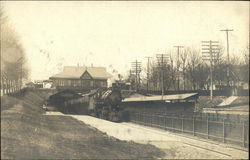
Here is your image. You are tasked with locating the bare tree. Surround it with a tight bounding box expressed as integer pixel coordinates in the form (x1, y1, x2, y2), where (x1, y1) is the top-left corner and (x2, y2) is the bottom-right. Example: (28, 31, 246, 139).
(242, 47, 250, 87)
(180, 48, 188, 90)
(149, 61, 161, 91)
(169, 53, 177, 91)
(212, 46, 226, 90)
(186, 47, 208, 90)
(1, 7, 29, 94)
(229, 48, 249, 89)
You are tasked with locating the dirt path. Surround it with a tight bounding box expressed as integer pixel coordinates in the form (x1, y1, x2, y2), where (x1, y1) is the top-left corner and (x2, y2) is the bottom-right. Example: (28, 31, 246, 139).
(66, 114, 249, 159)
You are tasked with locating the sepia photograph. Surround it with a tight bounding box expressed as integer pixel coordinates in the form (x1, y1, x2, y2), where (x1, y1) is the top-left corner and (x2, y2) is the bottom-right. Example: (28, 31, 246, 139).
(0, 1, 249, 159)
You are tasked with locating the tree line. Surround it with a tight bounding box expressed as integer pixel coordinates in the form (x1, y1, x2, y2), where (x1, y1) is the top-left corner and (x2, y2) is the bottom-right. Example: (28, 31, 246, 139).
(1, 7, 29, 95)
(127, 46, 249, 92)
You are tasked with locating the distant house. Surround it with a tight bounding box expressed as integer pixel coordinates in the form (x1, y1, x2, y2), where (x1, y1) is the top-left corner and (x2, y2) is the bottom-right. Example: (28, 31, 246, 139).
(43, 80, 53, 88)
(34, 80, 43, 88)
(25, 82, 35, 88)
(49, 66, 112, 91)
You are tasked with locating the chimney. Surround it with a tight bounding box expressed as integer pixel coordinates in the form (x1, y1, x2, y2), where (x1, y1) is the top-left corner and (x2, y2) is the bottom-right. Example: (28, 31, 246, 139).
(91, 63, 93, 67)
(75, 63, 79, 71)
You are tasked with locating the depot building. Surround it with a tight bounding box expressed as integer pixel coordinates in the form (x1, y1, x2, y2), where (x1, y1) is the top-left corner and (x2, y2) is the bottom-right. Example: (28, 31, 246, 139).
(49, 65, 112, 91)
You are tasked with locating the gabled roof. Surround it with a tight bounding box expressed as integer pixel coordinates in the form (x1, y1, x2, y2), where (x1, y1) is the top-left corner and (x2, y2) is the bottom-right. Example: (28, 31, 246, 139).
(50, 66, 112, 79)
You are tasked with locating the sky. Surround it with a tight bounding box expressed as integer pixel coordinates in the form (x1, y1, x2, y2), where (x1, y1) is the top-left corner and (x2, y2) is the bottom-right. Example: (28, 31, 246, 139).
(1, 1, 249, 81)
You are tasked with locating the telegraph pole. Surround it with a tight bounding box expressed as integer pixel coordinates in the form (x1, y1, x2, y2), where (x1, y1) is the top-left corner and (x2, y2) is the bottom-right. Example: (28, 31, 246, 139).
(174, 46, 184, 92)
(131, 60, 142, 91)
(145, 56, 152, 93)
(220, 29, 233, 87)
(202, 41, 220, 100)
(156, 53, 169, 100)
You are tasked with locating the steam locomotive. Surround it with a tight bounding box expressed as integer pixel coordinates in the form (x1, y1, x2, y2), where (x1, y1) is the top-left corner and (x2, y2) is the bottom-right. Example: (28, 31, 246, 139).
(47, 84, 124, 121)
(80, 87, 122, 121)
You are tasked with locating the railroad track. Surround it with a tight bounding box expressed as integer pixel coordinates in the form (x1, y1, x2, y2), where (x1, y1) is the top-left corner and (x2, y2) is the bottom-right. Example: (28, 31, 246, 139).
(60, 114, 248, 159)
(182, 142, 231, 157)
(119, 122, 246, 158)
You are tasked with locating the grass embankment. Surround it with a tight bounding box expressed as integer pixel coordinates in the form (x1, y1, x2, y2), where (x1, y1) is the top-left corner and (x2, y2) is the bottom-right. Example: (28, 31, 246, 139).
(195, 96, 226, 112)
(196, 96, 249, 113)
(1, 89, 165, 159)
(231, 96, 249, 105)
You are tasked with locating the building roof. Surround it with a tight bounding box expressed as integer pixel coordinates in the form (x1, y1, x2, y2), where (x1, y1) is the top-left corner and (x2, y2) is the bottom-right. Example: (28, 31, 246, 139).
(122, 93, 198, 102)
(25, 82, 35, 85)
(50, 66, 112, 79)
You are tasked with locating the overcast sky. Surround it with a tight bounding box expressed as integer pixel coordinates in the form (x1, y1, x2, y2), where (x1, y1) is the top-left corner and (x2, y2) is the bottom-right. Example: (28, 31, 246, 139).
(1, 1, 249, 81)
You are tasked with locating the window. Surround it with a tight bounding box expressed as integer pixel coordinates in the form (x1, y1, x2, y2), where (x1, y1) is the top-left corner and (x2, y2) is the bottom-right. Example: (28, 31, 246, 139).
(73, 80, 76, 87)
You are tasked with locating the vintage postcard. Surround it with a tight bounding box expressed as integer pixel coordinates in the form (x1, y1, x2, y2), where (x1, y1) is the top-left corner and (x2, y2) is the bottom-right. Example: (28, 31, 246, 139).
(1, 1, 249, 159)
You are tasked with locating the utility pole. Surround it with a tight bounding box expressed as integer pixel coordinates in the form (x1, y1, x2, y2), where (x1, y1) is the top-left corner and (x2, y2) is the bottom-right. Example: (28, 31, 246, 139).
(202, 41, 220, 100)
(174, 46, 184, 92)
(220, 29, 233, 87)
(156, 53, 169, 100)
(131, 60, 142, 91)
(145, 56, 152, 93)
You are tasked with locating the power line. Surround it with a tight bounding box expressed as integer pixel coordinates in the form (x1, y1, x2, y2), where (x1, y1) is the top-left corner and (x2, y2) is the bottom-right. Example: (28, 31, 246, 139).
(131, 60, 142, 91)
(174, 45, 184, 92)
(220, 29, 234, 87)
(201, 40, 220, 100)
(156, 54, 170, 99)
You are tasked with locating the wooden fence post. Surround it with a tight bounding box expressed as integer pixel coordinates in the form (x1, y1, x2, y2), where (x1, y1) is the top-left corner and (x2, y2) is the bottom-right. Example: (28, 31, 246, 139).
(150, 114, 152, 126)
(138, 112, 140, 124)
(223, 119, 225, 143)
(207, 117, 209, 139)
(193, 117, 195, 136)
(164, 116, 166, 130)
(157, 115, 159, 128)
(142, 113, 144, 125)
(242, 121, 245, 147)
(172, 117, 174, 132)
(155, 115, 157, 127)
(141, 113, 143, 125)
(182, 117, 184, 133)
(132, 113, 134, 123)
(138, 113, 141, 124)
(131, 112, 133, 122)
(135, 113, 137, 123)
